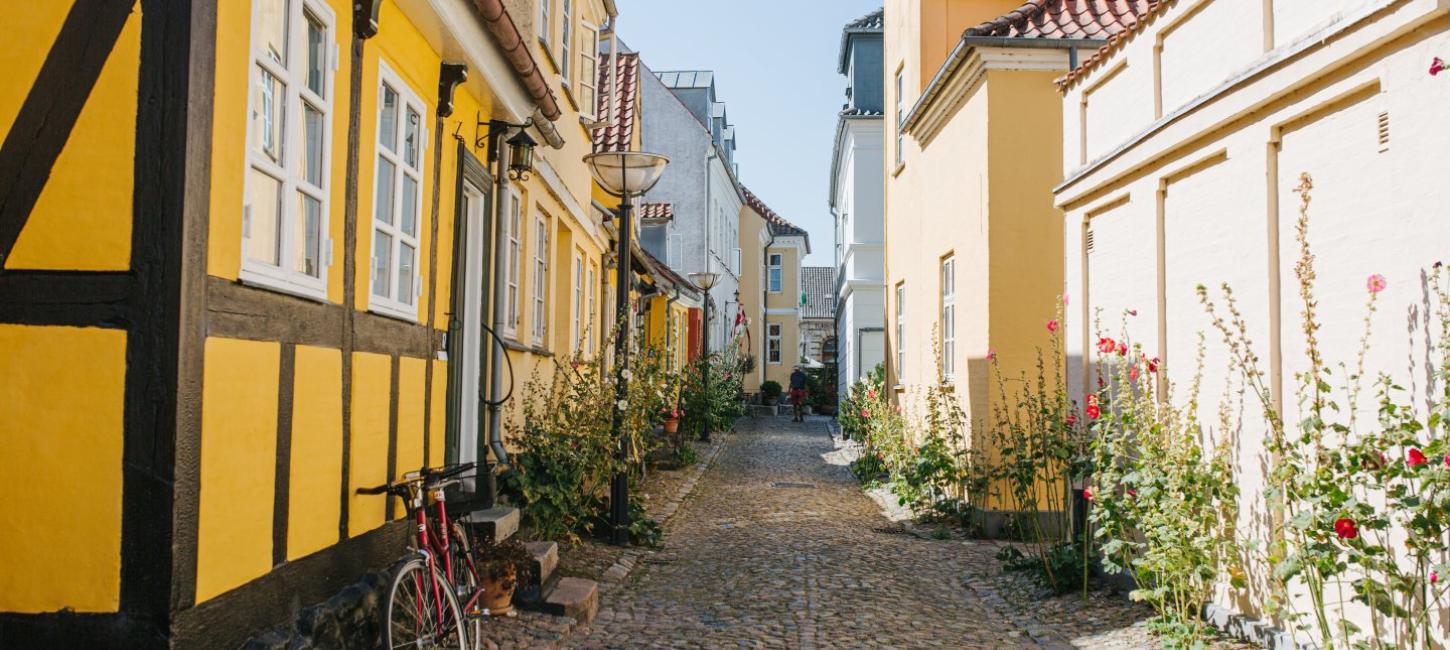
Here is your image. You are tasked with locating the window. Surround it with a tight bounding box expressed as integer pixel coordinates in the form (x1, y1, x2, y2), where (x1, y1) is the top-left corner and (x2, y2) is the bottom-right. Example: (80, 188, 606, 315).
(573, 250, 584, 348)
(767, 253, 783, 293)
(532, 214, 549, 344)
(894, 68, 905, 168)
(767, 323, 782, 364)
(895, 283, 906, 377)
(586, 263, 597, 353)
(731, 247, 741, 276)
(941, 256, 955, 381)
(243, 0, 335, 299)
(578, 23, 599, 118)
(504, 192, 522, 335)
(560, 0, 572, 83)
(538, 0, 549, 46)
(369, 61, 426, 320)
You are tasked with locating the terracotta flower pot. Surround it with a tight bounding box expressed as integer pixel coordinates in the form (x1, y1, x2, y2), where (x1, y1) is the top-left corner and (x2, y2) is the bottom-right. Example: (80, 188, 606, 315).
(663, 417, 680, 433)
(480, 565, 517, 615)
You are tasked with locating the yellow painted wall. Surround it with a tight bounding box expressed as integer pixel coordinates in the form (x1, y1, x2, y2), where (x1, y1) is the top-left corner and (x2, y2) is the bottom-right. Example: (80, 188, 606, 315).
(287, 345, 343, 561)
(349, 352, 392, 536)
(0, 326, 126, 612)
(430, 361, 448, 468)
(395, 356, 427, 484)
(196, 337, 280, 603)
(4, 3, 140, 271)
(737, 205, 766, 391)
(763, 242, 804, 388)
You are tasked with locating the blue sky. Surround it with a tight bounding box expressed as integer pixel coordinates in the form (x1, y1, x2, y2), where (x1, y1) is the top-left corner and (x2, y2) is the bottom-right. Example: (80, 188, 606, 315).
(617, 0, 884, 266)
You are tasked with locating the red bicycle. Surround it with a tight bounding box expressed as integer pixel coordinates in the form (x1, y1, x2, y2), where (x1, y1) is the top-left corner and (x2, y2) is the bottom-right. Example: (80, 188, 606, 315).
(359, 462, 489, 649)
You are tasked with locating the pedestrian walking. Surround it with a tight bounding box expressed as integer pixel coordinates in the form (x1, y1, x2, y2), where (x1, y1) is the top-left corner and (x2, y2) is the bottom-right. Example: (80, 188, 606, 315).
(788, 366, 809, 422)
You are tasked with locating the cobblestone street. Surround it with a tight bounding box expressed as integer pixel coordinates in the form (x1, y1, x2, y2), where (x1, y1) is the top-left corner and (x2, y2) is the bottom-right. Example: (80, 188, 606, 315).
(569, 416, 1116, 649)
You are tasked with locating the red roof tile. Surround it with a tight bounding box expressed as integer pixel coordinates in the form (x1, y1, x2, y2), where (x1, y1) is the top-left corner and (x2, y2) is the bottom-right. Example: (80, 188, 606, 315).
(592, 52, 640, 153)
(965, 0, 1153, 40)
(742, 187, 807, 239)
(1056, 0, 1171, 91)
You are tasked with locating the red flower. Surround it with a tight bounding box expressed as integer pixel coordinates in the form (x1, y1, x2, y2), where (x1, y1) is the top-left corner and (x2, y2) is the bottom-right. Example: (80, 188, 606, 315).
(1127, 488, 1138, 498)
(986, 347, 997, 362)
(1143, 355, 1159, 373)
(1335, 517, 1359, 540)
(1097, 337, 1116, 354)
(1432, 57, 1446, 76)
(1433, 571, 1440, 585)
(867, 390, 877, 399)
(1086, 404, 1101, 420)
(1443, 453, 1450, 468)
(1408, 448, 1427, 467)
(1046, 319, 1059, 333)
(1116, 342, 1128, 356)
(1367, 274, 1387, 294)
(1065, 413, 1077, 427)
(860, 409, 870, 418)
(1083, 487, 1094, 501)
(1127, 309, 1138, 317)
(1129, 365, 1140, 381)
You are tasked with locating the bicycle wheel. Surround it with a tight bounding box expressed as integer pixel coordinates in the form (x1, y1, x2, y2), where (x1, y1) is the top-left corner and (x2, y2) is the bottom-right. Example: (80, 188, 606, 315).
(384, 556, 468, 650)
(449, 521, 482, 649)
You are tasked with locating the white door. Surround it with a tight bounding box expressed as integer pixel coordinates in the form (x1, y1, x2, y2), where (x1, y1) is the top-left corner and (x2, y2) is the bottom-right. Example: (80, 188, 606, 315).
(458, 182, 487, 465)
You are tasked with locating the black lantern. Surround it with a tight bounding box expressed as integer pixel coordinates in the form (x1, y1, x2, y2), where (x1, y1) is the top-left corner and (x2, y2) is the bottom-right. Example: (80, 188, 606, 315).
(506, 129, 536, 180)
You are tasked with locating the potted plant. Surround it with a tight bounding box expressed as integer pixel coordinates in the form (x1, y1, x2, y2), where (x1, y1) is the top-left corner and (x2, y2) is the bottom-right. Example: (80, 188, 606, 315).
(662, 406, 682, 433)
(474, 536, 531, 615)
(760, 380, 782, 406)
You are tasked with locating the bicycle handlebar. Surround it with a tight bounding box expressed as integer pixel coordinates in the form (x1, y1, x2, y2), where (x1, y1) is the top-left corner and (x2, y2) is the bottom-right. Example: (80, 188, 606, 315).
(355, 462, 476, 496)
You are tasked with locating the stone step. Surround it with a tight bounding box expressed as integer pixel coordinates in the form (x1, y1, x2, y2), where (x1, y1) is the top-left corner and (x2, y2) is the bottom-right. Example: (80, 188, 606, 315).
(523, 540, 558, 588)
(460, 507, 519, 544)
(540, 576, 599, 624)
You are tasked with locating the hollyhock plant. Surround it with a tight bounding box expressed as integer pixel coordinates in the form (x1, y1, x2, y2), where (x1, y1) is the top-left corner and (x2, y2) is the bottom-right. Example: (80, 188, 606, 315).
(1334, 517, 1359, 540)
(1366, 273, 1387, 294)
(986, 347, 997, 362)
(1407, 447, 1427, 467)
(1083, 487, 1094, 501)
(1086, 403, 1101, 420)
(1432, 56, 1446, 76)
(1046, 319, 1059, 333)
(1098, 337, 1117, 354)
(1116, 342, 1128, 356)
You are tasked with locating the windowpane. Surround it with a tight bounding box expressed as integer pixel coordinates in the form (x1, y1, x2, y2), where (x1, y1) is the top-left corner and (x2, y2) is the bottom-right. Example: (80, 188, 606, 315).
(379, 84, 398, 151)
(246, 168, 283, 265)
(398, 243, 415, 305)
(400, 175, 418, 237)
(374, 158, 395, 226)
(372, 230, 392, 296)
(253, 66, 286, 163)
(404, 108, 420, 169)
(256, 0, 289, 65)
(305, 13, 325, 97)
(295, 192, 322, 277)
(302, 102, 324, 186)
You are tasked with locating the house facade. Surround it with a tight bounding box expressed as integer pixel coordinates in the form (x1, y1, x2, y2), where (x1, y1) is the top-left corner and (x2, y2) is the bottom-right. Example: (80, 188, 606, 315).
(0, 0, 675, 645)
(830, 8, 888, 399)
(639, 66, 746, 354)
(801, 266, 838, 364)
(883, 0, 1148, 467)
(1055, 0, 1450, 632)
(740, 188, 810, 390)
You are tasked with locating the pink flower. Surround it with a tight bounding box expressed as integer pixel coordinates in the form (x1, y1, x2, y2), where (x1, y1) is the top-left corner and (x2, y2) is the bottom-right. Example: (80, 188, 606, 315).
(1046, 319, 1059, 333)
(1127, 309, 1138, 317)
(1062, 293, 1070, 306)
(1129, 365, 1140, 381)
(1432, 57, 1446, 76)
(1116, 342, 1128, 356)
(1127, 488, 1138, 498)
(1367, 274, 1387, 294)
(860, 409, 870, 418)
(1083, 487, 1094, 501)
(1145, 356, 1159, 374)
(1443, 453, 1450, 468)
(1335, 517, 1359, 540)
(986, 348, 997, 362)
(895, 405, 903, 414)
(867, 390, 877, 400)
(1433, 571, 1440, 585)
(1408, 448, 1427, 467)
(1097, 337, 1117, 354)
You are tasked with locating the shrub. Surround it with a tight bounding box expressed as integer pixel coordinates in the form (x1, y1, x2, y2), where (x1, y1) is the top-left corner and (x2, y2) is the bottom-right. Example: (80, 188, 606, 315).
(680, 355, 744, 437)
(760, 380, 783, 403)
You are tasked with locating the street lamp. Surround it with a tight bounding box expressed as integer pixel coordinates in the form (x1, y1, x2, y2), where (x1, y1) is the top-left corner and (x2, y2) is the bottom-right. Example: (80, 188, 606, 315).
(584, 151, 670, 546)
(687, 270, 720, 443)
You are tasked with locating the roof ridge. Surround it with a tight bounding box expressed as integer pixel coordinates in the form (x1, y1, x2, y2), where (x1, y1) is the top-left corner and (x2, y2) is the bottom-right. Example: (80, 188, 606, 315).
(1056, 0, 1171, 91)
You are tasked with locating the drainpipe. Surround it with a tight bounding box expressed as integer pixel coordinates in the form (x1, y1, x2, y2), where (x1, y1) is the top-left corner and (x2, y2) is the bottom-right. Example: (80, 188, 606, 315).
(485, 133, 514, 492)
(703, 147, 716, 349)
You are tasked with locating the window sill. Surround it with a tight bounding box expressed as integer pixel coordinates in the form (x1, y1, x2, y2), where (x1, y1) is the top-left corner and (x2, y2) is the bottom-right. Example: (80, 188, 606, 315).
(892, 384, 905, 392)
(367, 301, 419, 324)
(238, 268, 329, 304)
(892, 162, 906, 178)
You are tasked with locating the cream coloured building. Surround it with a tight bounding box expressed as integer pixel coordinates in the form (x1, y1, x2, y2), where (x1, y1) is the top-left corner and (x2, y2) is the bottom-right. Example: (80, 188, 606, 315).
(740, 188, 810, 392)
(1055, 0, 1450, 639)
(883, 0, 1148, 446)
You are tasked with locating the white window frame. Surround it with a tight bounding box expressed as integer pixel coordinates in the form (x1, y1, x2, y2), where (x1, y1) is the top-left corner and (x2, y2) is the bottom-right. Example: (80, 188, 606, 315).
(538, 0, 550, 46)
(586, 263, 597, 353)
(367, 60, 427, 321)
(241, 0, 336, 300)
(894, 68, 905, 168)
(578, 22, 599, 119)
(573, 250, 584, 349)
(767, 253, 783, 293)
(941, 256, 955, 382)
(532, 213, 550, 345)
(896, 283, 906, 377)
(767, 323, 782, 364)
(504, 190, 522, 337)
(560, 0, 572, 84)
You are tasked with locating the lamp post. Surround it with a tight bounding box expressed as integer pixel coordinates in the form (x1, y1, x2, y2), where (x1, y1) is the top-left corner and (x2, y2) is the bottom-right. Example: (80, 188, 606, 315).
(584, 151, 670, 546)
(687, 270, 720, 443)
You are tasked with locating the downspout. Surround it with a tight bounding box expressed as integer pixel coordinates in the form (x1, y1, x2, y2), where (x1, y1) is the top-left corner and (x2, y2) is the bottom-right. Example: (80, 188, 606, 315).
(486, 136, 514, 481)
(703, 147, 716, 348)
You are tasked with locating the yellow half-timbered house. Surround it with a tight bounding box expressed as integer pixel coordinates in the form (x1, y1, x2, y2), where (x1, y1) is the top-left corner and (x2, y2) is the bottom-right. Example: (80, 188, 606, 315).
(0, 0, 658, 646)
